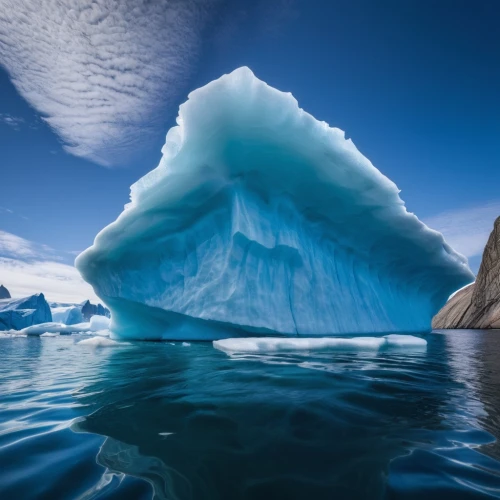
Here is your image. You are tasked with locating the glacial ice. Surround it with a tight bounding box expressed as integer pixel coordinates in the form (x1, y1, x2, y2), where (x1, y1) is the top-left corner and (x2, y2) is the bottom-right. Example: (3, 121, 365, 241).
(0, 293, 52, 331)
(90, 315, 111, 331)
(76, 67, 474, 341)
(77, 337, 123, 347)
(213, 335, 427, 354)
(15, 322, 92, 335)
(50, 306, 83, 325)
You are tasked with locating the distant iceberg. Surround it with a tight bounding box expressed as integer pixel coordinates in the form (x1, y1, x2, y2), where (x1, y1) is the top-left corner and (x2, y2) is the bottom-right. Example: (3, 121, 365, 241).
(76, 67, 474, 340)
(14, 315, 111, 336)
(0, 293, 51, 331)
(50, 305, 83, 325)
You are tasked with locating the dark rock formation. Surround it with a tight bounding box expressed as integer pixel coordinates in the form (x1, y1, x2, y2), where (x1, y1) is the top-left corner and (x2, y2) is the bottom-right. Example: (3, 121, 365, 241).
(0, 285, 10, 299)
(433, 216, 500, 329)
(0, 293, 52, 330)
(81, 300, 110, 322)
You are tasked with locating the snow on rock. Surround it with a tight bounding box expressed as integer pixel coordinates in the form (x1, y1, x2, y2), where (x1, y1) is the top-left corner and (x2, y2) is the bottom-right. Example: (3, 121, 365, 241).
(0, 293, 52, 331)
(76, 67, 474, 341)
(213, 335, 427, 354)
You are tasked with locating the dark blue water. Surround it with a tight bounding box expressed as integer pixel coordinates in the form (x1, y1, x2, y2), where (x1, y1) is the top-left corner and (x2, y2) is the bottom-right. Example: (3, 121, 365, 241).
(1, 330, 500, 499)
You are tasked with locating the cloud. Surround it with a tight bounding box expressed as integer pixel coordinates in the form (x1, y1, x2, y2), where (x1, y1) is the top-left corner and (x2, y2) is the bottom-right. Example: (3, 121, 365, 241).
(0, 230, 98, 303)
(0, 113, 24, 130)
(424, 201, 500, 259)
(0, 0, 221, 166)
(0, 206, 29, 220)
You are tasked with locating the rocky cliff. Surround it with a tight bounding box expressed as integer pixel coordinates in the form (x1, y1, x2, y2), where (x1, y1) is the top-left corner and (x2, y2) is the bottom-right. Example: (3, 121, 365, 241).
(0, 285, 10, 299)
(433, 216, 500, 329)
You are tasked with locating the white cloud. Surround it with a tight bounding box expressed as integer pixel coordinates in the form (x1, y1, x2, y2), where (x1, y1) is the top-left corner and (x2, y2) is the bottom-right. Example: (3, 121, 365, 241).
(0, 113, 24, 130)
(0, 0, 221, 166)
(424, 201, 500, 258)
(0, 230, 97, 303)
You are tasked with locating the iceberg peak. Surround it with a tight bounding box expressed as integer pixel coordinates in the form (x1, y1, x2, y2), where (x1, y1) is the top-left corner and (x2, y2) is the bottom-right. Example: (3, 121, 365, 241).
(76, 68, 474, 340)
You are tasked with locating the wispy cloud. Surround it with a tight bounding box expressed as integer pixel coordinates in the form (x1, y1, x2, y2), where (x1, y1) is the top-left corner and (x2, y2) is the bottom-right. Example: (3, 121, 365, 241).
(0, 206, 29, 221)
(0, 113, 25, 131)
(0, 0, 221, 166)
(424, 201, 500, 259)
(0, 230, 97, 303)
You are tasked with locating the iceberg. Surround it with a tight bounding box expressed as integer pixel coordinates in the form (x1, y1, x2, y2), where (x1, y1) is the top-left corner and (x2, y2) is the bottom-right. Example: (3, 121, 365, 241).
(14, 315, 111, 336)
(50, 305, 83, 325)
(81, 300, 110, 321)
(0, 293, 52, 331)
(76, 67, 474, 341)
(77, 337, 123, 348)
(213, 335, 427, 354)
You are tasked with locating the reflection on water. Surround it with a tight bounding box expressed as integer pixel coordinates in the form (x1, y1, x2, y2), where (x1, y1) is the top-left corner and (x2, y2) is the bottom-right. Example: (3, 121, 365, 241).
(1, 331, 500, 499)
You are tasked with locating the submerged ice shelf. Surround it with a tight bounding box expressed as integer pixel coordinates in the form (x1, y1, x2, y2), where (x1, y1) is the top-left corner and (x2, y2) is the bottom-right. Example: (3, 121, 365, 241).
(76, 67, 474, 340)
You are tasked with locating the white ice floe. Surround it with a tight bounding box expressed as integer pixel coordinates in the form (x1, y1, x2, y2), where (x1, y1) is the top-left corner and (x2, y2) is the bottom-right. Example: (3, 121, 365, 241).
(13, 318, 111, 336)
(213, 335, 427, 354)
(77, 337, 124, 347)
(90, 315, 111, 331)
(40, 332, 59, 337)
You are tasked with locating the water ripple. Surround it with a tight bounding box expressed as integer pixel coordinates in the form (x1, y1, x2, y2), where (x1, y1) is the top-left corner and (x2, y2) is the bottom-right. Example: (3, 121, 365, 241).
(1, 331, 500, 499)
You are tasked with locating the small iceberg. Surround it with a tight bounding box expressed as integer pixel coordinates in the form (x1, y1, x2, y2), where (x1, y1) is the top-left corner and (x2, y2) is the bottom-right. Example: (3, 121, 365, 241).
(77, 337, 124, 348)
(14, 315, 111, 336)
(213, 335, 427, 354)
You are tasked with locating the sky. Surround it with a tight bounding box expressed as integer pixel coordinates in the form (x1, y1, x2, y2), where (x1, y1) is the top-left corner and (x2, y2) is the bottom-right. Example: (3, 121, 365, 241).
(0, 0, 498, 302)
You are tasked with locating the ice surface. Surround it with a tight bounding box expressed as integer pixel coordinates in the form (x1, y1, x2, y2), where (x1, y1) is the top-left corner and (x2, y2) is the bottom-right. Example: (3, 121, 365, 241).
(14, 317, 111, 336)
(76, 67, 474, 341)
(16, 322, 92, 335)
(0, 293, 51, 331)
(51, 306, 83, 325)
(90, 315, 111, 331)
(77, 337, 122, 347)
(40, 332, 59, 337)
(213, 335, 427, 354)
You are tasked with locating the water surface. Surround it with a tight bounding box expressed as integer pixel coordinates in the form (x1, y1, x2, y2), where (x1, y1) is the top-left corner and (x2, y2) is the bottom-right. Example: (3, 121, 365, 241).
(1, 330, 500, 499)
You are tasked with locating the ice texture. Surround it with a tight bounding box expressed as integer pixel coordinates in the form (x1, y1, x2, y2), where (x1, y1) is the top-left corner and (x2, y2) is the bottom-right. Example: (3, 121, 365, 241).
(51, 306, 83, 325)
(76, 67, 474, 340)
(213, 335, 427, 354)
(90, 315, 111, 331)
(77, 337, 122, 347)
(15, 322, 92, 335)
(0, 293, 52, 331)
(14, 318, 111, 336)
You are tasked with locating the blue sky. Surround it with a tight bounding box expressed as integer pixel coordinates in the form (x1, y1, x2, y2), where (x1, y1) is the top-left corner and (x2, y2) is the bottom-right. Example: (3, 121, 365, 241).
(0, 0, 498, 301)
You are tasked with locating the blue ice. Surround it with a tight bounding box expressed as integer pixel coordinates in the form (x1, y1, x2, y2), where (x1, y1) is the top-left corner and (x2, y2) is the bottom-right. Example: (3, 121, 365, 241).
(76, 68, 474, 340)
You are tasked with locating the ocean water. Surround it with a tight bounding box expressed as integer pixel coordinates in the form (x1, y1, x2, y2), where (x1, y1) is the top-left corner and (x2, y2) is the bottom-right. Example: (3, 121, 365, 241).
(1, 330, 500, 499)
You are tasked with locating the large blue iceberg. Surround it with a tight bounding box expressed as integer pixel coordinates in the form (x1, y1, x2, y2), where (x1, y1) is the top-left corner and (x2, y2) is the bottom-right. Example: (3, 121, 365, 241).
(0, 293, 52, 331)
(76, 67, 474, 340)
